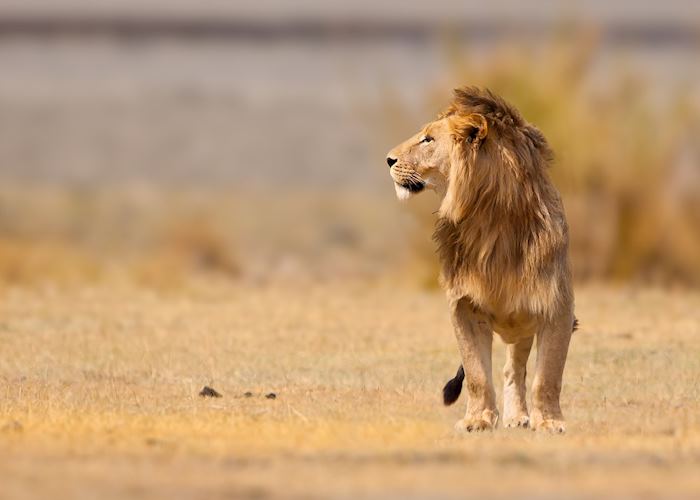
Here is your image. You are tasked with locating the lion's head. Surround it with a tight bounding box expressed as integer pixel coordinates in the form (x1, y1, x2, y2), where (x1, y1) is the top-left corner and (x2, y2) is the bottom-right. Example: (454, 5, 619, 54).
(386, 86, 553, 223)
(385, 113, 463, 200)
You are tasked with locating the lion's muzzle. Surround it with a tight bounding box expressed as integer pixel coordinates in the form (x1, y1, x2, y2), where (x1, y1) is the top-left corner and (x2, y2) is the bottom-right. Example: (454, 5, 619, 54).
(390, 162, 426, 200)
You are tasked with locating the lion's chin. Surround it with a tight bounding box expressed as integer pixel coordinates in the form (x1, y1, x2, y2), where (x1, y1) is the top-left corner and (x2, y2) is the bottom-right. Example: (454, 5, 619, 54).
(394, 182, 425, 201)
(394, 183, 412, 200)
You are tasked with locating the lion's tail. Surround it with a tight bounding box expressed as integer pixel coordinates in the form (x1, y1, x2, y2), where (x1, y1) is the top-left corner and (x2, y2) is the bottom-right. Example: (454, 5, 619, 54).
(442, 316, 579, 406)
(442, 365, 465, 406)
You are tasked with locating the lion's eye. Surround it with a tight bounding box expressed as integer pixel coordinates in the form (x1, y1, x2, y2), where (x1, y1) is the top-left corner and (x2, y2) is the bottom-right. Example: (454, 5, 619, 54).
(420, 135, 434, 144)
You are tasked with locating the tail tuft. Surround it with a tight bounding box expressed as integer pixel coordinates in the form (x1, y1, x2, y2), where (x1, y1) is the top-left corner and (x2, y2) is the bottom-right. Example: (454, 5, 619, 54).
(442, 365, 465, 406)
(573, 317, 580, 332)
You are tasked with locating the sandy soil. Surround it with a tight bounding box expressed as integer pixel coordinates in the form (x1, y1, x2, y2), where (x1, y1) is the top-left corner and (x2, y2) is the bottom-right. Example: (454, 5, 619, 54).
(0, 283, 699, 499)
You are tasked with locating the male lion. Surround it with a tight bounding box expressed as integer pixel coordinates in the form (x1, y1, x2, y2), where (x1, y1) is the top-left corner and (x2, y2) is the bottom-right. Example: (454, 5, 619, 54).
(386, 87, 576, 433)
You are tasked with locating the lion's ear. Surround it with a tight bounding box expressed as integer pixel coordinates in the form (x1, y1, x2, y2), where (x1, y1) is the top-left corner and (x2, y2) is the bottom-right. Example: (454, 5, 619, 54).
(452, 113, 488, 146)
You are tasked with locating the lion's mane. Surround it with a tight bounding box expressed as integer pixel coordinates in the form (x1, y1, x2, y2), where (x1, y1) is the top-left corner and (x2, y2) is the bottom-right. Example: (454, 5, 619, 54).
(434, 87, 573, 319)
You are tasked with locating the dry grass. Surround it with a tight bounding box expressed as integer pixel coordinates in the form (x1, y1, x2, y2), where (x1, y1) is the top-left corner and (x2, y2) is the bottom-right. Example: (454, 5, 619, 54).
(1, 282, 699, 499)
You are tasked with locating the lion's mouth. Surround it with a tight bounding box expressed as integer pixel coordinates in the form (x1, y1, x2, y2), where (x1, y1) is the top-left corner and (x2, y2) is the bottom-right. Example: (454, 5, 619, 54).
(403, 180, 425, 193)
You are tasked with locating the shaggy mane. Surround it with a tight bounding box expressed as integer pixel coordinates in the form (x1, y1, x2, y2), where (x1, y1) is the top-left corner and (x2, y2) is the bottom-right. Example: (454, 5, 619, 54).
(442, 87, 523, 127)
(435, 87, 571, 318)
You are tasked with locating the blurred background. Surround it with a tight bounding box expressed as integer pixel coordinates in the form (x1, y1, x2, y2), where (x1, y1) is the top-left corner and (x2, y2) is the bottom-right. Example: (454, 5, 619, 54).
(0, 0, 699, 289)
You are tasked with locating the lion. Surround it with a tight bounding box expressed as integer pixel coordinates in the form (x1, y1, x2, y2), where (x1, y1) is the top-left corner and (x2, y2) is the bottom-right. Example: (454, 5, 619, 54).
(386, 87, 576, 433)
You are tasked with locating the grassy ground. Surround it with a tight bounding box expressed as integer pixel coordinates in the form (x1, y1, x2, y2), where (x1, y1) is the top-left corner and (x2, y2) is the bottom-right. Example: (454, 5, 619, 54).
(0, 282, 699, 499)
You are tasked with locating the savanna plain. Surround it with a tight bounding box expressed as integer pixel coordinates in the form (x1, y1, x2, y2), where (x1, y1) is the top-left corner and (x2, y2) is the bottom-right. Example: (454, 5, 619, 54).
(1, 26, 700, 498)
(1, 279, 699, 499)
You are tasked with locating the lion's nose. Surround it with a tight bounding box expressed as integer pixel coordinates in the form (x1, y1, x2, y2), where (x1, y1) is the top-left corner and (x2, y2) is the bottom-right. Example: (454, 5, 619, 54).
(387, 157, 398, 168)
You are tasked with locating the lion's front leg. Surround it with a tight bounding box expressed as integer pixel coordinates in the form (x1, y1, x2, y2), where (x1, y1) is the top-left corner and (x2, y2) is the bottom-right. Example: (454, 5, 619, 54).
(530, 314, 573, 433)
(450, 298, 497, 432)
(502, 336, 533, 428)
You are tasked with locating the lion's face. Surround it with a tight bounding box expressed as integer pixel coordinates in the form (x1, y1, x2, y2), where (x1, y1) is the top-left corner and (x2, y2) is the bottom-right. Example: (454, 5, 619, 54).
(386, 112, 488, 201)
(386, 117, 454, 200)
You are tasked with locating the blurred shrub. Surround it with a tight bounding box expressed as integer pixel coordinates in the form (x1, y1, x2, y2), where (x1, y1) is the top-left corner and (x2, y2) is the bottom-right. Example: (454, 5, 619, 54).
(389, 33, 700, 287)
(0, 189, 240, 289)
(0, 238, 102, 286)
(132, 213, 240, 288)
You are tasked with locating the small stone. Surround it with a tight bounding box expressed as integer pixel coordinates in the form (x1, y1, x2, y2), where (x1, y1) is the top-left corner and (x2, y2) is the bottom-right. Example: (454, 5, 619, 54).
(243, 392, 253, 398)
(265, 392, 277, 400)
(199, 386, 222, 398)
(1, 420, 23, 433)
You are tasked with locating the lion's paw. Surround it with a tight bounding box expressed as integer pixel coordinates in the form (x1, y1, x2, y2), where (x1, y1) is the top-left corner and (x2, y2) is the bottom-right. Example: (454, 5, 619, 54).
(530, 417, 566, 434)
(503, 414, 530, 429)
(454, 418, 492, 433)
(454, 410, 498, 433)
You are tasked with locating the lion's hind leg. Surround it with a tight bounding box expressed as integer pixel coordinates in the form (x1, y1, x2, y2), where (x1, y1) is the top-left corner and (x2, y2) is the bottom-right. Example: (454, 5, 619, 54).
(502, 336, 534, 428)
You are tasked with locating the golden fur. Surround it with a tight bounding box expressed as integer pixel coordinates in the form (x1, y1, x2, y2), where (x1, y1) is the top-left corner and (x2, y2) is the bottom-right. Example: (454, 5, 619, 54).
(387, 87, 575, 432)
